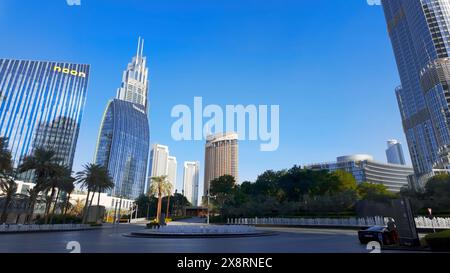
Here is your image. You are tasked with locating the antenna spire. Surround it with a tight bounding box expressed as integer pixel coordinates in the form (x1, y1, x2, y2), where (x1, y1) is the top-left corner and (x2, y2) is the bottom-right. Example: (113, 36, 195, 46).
(136, 37, 141, 59)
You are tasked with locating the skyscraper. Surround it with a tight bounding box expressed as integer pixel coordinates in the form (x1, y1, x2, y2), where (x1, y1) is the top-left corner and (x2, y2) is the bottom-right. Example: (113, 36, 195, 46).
(116, 37, 149, 112)
(386, 139, 406, 165)
(382, 0, 450, 187)
(149, 144, 169, 178)
(183, 161, 199, 206)
(167, 156, 177, 194)
(0, 59, 89, 181)
(94, 38, 150, 200)
(148, 144, 178, 194)
(203, 132, 238, 197)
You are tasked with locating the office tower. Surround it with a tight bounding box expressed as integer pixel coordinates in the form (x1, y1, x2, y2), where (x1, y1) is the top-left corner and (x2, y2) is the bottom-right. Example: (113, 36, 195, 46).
(116, 37, 149, 111)
(305, 154, 414, 192)
(203, 132, 238, 197)
(94, 38, 150, 200)
(167, 156, 177, 194)
(149, 144, 169, 179)
(183, 161, 200, 206)
(382, 0, 450, 187)
(386, 139, 406, 165)
(0, 59, 89, 181)
(148, 144, 179, 193)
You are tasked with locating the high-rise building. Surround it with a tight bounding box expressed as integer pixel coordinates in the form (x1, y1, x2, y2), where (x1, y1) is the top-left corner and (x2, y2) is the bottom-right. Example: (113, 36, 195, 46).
(116, 37, 149, 112)
(305, 154, 414, 192)
(94, 38, 150, 200)
(0, 59, 89, 181)
(382, 0, 450, 187)
(167, 156, 177, 194)
(203, 132, 238, 197)
(148, 144, 178, 194)
(386, 139, 406, 165)
(183, 161, 199, 206)
(149, 144, 169, 186)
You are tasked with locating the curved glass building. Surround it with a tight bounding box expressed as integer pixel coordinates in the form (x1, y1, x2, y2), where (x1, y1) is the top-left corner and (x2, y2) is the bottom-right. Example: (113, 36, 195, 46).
(94, 99, 149, 199)
(94, 38, 150, 200)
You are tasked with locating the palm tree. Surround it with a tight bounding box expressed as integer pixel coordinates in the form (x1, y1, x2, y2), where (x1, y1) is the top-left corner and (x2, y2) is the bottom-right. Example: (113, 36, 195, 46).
(25, 186, 42, 224)
(94, 169, 114, 222)
(164, 184, 174, 219)
(0, 137, 12, 175)
(48, 165, 74, 224)
(0, 176, 18, 224)
(18, 148, 60, 224)
(76, 163, 113, 224)
(61, 179, 75, 224)
(41, 164, 69, 224)
(0, 137, 14, 224)
(148, 175, 172, 224)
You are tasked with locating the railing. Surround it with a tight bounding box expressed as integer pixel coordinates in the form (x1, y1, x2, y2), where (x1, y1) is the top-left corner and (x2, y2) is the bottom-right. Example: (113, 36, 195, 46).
(0, 224, 91, 233)
(130, 217, 147, 224)
(147, 225, 257, 234)
(227, 216, 450, 229)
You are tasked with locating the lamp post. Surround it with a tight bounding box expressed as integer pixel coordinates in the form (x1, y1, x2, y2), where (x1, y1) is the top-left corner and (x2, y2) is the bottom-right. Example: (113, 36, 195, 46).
(207, 181, 211, 225)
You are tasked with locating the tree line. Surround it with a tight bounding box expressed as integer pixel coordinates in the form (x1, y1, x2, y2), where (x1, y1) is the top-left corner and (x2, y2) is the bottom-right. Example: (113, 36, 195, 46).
(0, 137, 114, 224)
(207, 166, 396, 220)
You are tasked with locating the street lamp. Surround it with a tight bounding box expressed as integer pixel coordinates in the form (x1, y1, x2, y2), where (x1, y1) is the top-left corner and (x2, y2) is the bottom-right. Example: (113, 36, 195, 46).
(207, 181, 211, 225)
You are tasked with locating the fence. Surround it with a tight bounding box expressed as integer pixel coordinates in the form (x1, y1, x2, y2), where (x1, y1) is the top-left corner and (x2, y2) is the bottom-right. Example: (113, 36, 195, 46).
(0, 224, 91, 233)
(227, 216, 450, 230)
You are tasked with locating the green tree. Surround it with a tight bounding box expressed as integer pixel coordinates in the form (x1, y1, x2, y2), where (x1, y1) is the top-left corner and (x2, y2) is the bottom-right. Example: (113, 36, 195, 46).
(210, 175, 236, 214)
(48, 165, 75, 224)
(254, 170, 285, 198)
(424, 174, 450, 211)
(61, 179, 75, 223)
(171, 192, 191, 217)
(148, 175, 171, 223)
(44, 165, 73, 224)
(0, 137, 12, 175)
(18, 148, 60, 224)
(0, 137, 15, 224)
(357, 182, 395, 202)
(76, 163, 112, 224)
(333, 170, 358, 192)
(0, 176, 18, 224)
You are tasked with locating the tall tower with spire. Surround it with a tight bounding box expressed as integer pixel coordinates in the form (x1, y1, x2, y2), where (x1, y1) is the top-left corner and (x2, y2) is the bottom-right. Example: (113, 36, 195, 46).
(94, 37, 150, 199)
(116, 37, 149, 111)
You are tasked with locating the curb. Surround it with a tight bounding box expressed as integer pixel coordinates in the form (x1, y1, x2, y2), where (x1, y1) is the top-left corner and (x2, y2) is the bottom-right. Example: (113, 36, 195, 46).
(0, 226, 104, 234)
(124, 231, 277, 239)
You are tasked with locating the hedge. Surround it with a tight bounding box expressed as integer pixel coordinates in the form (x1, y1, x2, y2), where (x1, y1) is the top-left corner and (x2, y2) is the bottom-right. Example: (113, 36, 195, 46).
(425, 230, 450, 251)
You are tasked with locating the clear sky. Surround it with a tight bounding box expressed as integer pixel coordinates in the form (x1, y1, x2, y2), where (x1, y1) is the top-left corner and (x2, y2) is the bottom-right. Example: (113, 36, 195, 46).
(0, 0, 409, 193)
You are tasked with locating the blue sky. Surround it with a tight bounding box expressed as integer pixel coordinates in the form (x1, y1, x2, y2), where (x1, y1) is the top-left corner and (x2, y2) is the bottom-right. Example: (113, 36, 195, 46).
(0, 0, 408, 193)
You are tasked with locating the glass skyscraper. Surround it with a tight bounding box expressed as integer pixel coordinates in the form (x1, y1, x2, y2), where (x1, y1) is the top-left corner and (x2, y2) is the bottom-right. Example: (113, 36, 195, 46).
(94, 99, 149, 199)
(94, 38, 150, 200)
(0, 59, 89, 180)
(386, 139, 406, 165)
(382, 0, 450, 187)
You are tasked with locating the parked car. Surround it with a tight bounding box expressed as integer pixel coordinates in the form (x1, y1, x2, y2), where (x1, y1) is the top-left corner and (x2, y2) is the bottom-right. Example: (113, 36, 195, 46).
(358, 226, 393, 245)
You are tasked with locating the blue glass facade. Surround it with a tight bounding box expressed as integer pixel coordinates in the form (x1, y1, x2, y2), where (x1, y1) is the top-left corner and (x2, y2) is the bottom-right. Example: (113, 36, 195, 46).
(94, 99, 149, 200)
(382, 0, 450, 185)
(0, 59, 89, 180)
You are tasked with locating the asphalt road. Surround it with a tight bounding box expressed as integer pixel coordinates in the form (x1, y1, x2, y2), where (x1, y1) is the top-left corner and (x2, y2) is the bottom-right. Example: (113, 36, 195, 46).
(0, 224, 378, 253)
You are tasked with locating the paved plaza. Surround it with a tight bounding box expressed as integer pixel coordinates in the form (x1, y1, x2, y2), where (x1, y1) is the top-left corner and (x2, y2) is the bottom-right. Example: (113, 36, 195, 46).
(0, 222, 382, 253)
